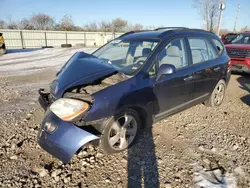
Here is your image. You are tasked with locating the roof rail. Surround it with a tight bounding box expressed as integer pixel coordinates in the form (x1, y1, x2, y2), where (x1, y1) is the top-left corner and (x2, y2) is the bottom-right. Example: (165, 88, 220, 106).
(117, 30, 152, 38)
(155, 27, 214, 34)
(155, 27, 188, 31)
(187, 28, 215, 34)
(117, 31, 135, 38)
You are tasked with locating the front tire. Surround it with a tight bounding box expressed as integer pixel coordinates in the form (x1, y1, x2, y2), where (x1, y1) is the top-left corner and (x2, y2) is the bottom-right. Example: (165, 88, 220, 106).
(205, 79, 226, 107)
(99, 109, 141, 154)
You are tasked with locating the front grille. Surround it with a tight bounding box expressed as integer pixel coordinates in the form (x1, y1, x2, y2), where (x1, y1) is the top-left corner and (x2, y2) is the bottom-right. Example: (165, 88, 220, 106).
(226, 48, 250, 58)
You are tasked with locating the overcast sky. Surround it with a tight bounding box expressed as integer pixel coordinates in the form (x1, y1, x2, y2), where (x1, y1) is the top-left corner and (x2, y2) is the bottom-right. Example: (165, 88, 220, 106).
(0, 0, 249, 31)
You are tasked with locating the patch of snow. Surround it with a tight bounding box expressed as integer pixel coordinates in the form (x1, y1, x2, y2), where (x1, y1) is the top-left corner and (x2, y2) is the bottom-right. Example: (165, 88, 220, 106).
(193, 162, 237, 188)
(0, 47, 96, 77)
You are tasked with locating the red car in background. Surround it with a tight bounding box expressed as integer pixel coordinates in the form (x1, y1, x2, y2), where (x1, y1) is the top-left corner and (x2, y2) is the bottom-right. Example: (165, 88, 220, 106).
(225, 32, 250, 74)
(221, 33, 238, 44)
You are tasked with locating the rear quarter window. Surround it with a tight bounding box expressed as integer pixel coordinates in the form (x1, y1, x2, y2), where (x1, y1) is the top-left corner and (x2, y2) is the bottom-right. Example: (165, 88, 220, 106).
(188, 38, 218, 64)
(212, 39, 224, 55)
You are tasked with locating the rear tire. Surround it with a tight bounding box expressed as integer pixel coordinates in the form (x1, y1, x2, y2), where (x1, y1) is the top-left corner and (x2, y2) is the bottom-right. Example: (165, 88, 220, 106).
(99, 109, 141, 154)
(204, 79, 226, 107)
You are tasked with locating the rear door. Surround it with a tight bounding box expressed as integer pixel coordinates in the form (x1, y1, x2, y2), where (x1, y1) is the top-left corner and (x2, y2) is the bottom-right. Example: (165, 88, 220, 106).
(153, 37, 195, 119)
(187, 37, 222, 100)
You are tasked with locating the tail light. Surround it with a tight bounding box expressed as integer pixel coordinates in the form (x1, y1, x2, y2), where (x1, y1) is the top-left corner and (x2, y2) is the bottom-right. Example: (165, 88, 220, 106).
(228, 60, 232, 71)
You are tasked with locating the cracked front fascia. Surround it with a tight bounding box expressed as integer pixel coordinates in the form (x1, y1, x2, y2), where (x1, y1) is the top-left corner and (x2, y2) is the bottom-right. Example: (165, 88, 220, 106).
(65, 72, 127, 126)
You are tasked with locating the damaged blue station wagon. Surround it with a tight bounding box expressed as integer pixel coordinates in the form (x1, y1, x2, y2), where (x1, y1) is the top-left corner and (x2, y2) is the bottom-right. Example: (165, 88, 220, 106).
(37, 27, 231, 163)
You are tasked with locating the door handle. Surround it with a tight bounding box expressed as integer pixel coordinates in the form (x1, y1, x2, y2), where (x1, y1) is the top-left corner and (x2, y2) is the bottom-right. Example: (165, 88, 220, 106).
(184, 75, 193, 82)
(213, 67, 221, 71)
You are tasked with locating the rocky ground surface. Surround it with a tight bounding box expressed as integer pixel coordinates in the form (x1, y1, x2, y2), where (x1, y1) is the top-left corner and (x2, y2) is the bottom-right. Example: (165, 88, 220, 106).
(0, 49, 250, 187)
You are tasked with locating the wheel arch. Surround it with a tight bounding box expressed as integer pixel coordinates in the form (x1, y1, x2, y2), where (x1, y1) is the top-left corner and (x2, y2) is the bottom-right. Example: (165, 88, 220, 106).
(118, 104, 153, 129)
(220, 76, 227, 84)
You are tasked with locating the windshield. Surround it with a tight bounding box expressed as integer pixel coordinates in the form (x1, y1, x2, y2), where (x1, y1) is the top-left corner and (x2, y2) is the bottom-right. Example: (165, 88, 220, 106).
(231, 34, 250, 44)
(225, 34, 237, 41)
(92, 39, 159, 75)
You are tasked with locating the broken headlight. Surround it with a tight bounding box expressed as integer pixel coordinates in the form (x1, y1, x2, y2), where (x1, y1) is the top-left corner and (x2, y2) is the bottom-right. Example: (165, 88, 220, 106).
(50, 98, 89, 121)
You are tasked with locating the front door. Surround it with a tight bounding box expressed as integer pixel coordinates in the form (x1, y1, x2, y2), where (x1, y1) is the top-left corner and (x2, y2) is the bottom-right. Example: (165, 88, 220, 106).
(152, 37, 195, 119)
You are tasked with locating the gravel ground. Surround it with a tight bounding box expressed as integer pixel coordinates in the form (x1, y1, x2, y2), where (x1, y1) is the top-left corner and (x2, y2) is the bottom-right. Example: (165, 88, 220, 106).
(0, 48, 250, 187)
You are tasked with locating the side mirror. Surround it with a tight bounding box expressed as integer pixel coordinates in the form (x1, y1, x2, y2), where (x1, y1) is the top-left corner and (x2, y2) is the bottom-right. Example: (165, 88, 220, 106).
(156, 64, 176, 81)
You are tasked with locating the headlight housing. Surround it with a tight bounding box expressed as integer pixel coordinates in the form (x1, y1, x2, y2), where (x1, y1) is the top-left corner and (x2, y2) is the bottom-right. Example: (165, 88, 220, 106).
(49, 98, 89, 121)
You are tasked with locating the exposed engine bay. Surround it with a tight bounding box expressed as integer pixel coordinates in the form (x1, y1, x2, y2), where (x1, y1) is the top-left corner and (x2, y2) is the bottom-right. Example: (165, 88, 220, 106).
(63, 72, 127, 103)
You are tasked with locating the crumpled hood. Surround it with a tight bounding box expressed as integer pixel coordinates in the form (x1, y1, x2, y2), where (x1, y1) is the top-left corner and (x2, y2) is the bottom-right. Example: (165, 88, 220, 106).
(51, 52, 117, 98)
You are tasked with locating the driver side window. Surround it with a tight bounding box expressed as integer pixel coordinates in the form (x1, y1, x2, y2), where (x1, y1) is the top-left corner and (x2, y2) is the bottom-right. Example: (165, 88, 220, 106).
(148, 38, 188, 76)
(158, 38, 188, 69)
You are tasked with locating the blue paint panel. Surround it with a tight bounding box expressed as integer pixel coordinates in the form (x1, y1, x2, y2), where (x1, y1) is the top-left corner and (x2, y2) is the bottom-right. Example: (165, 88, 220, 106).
(37, 111, 98, 163)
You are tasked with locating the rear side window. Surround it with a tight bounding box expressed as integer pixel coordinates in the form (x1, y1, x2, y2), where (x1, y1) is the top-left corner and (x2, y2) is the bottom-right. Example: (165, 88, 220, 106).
(212, 39, 224, 55)
(244, 36, 250, 44)
(188, 38, 217, 64)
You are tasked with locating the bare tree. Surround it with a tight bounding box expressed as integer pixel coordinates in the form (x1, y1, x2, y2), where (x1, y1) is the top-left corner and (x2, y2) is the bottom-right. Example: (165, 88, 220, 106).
(99, 21, 112, 32)
(30, 13, 55, 30)
(83, 22, 99, 31)
(193, 0, 220, 32)
(5, 15, 19, 29)
(59, 14, 74, 31)
(125, 23, 144, 31)
(1, 14, 150, 33)
(240, 26, 250, 32)
(0, 20, 6, 29)
(20, 18, 34, 30)
(72, 26, 84, 31)
(126, 23, 144, 31)
(131, 23, 144, 31)
(219, 28, 232, 35)
(6, 22, 19, 29)
(144, 25, 157, 30)
(111, 18, 127, 32)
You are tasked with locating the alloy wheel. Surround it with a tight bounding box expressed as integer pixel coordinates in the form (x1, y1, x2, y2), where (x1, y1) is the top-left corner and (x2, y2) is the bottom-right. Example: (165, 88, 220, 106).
(108, 114, 138, 150)
(213, 83, 225, 105)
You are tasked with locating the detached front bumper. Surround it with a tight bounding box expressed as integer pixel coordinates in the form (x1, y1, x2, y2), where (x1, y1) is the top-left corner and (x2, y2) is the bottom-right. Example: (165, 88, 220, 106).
(37, 110, 99, 163)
